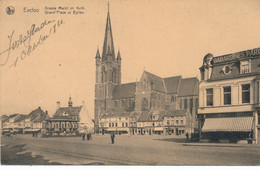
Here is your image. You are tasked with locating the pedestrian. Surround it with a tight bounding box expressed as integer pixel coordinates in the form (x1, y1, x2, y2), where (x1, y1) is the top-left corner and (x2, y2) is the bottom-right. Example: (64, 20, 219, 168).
(35, 132, 38, 138)
(111, 132, 115, 144)
(186, 132, 189, 142)
(82, 133, 85, 141)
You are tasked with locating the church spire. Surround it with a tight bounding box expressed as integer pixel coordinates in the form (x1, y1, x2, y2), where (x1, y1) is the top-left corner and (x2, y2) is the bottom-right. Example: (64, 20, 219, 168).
(102, 3, 115, 61)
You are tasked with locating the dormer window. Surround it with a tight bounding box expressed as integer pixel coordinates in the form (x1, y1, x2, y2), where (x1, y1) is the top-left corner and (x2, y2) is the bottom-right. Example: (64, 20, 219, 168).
(240, 60, 251, 74)
(63, 112, 68, 116)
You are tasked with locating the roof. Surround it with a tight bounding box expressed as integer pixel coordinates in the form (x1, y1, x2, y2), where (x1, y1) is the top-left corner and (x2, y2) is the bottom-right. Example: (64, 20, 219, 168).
(102, 10, 115, 61)
(137, 111, 150, 122)
(178, 77, 198, 96)
(164, 110, 187, 117)
(14, 115, 27, 123)
(144, 71, 165, 93)
(163, 76, 181, 94)
(1, 115, 9, 123)
(8, 114, 19, 119)
(100, 112, 131, 119)
(207, 47, 260, 81)
(142, 71, 198, 96)
(27, 107, 49, 123)
(112, 83, 136, 99)
(129, 112, 141, 118)
(53, 106, 82, 119)
(137, 111, 165, 122)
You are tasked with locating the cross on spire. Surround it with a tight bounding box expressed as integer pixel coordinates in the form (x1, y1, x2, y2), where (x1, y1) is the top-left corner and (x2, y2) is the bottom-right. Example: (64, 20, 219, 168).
(107, 1, 110, 12)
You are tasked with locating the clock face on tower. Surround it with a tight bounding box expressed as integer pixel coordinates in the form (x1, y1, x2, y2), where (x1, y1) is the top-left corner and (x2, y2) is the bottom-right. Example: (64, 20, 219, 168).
(223, 65, 231, 75)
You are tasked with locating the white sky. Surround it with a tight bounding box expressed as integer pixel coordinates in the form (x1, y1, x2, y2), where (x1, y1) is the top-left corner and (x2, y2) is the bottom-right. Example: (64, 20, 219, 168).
(1, 0, 260, 118)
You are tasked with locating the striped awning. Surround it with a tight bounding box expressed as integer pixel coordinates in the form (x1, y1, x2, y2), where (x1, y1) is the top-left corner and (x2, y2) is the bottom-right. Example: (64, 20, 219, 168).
(202, 117, 253, 132)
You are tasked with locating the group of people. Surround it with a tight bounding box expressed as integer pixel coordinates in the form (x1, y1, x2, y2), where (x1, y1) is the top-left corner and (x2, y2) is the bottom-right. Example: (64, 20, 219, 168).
(82, 132, 116, 144)
(82, 133, 92, 141)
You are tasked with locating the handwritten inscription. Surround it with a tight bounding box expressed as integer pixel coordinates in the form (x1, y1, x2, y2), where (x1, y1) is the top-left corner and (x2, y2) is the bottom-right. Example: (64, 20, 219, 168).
(213, 48, 260, 63)
(0, 19, 65, 68)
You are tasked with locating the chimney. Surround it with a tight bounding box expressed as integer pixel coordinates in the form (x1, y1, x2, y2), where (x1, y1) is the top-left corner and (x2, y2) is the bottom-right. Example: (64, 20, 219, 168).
(45, 110, 48, 115)
(57, 101, 60, 110)
(38, 106, 41, 109)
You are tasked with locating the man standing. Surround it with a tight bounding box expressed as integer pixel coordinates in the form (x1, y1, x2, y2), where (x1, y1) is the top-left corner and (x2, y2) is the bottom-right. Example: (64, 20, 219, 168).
(111, 132, 115, 144)
(186, 132, 189, 142)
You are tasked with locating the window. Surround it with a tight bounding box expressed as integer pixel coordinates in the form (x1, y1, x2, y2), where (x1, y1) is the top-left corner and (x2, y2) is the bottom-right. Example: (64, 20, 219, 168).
(141, 98, 149, 111)
(242, 84, 250, 103)
(180, 120, 183, 125)
(119, 117, 121, 121)
(176, 120, 179, 125)
(112, 123, 114, 127)
(122, 122, 124, 127)
(184, 99, 188, 109)
(115, 123, 117, 127)
(257, 82, 259, 103)
(190, 99, 193, 114)
(180, 99, 182, 109)
(206, 88, 213, 106)
(126, 122, 128, 127)
(121, 100, 126, 107)
(223, 86, 231, 105)
(114, 101, 118, 107)
(167, 120, 170, 125)
(171, 96, 175, 102)
(240, 60, 250, 74)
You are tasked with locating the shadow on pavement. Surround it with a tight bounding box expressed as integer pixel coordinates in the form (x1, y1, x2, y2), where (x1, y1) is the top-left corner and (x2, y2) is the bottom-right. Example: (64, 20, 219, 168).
(1, 144, 63, 165)
(153, 137, 187, 143)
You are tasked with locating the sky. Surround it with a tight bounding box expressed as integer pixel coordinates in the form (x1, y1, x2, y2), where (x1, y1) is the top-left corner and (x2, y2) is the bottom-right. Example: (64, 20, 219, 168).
(0, 0, 260, 118)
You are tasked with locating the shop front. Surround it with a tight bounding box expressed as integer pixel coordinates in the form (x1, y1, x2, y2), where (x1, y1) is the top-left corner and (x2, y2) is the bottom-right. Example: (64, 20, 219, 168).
(201, 116, 254, 143)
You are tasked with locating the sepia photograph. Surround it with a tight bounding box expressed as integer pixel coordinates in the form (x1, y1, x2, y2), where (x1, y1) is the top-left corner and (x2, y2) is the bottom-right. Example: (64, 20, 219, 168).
(0, 0, 260, 166)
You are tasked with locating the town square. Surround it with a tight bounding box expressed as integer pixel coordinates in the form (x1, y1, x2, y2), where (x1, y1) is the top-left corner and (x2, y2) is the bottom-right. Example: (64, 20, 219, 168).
(1, 0, 260, 166)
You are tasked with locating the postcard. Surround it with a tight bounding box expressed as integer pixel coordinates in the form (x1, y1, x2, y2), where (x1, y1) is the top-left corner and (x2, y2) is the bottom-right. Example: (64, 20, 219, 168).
(0, 0, 260, 166)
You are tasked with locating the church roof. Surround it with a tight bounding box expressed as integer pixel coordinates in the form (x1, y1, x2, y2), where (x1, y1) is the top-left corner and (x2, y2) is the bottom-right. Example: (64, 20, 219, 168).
(112, 82, 136, 99)
(178, 77, 199, 97)
(144, 71, 166, 93)
(143, 71, 198, 96)
(102, 10, 115, 61)
(52, 106, 82, 119)
(163, 76, 182, 94)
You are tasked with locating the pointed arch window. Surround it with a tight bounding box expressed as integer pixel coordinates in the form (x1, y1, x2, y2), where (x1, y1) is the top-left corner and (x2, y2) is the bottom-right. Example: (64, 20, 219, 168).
(112, 68, 117, 83)
(171, 96, 175, 102)
(141, 98, 149, 111)
(101, 67, 107, 83)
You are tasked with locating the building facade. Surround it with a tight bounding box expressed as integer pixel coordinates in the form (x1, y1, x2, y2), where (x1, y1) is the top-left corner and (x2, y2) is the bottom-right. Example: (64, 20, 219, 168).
(45, 97, 94, 136)
(95, 7, 199, 135)
(198, 48, 260, 143)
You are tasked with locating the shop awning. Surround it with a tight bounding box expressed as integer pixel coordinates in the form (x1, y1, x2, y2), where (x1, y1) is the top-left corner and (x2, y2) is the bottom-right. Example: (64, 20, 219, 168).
(24, 129, 41, 132)
(202, 117, 253, 132)
(154, 127, 164, 131)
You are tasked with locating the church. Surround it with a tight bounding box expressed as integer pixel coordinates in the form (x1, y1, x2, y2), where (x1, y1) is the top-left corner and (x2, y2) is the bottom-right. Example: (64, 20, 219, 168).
(94, 6, 199, 135)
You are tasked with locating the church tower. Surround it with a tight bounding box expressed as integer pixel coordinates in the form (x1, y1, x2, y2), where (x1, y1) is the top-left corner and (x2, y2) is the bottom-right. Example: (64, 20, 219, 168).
(94, 5, 122, 133)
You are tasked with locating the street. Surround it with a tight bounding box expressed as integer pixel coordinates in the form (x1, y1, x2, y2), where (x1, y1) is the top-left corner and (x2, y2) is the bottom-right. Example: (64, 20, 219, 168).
(1, 134, 260, 165)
